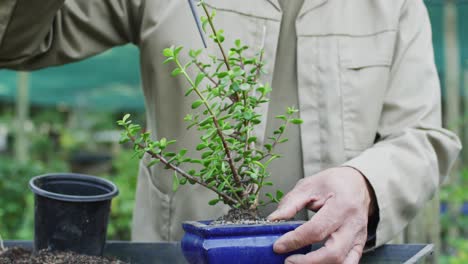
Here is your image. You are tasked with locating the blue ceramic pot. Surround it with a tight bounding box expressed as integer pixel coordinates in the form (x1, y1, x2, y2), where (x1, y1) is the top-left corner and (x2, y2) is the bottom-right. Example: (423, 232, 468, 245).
(181, 220, 310, 264)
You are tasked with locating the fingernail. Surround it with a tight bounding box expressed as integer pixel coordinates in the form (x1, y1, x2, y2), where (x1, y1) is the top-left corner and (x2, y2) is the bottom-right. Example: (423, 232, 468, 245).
(268, 210, 281, 220)
(273, 241, 287, 253)
(285, 255, 301, 264)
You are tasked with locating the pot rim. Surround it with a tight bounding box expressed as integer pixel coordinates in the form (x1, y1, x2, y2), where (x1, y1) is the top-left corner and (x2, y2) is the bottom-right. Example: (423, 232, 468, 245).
(182, 220, 306, 237)
(29, 173, 119, 203)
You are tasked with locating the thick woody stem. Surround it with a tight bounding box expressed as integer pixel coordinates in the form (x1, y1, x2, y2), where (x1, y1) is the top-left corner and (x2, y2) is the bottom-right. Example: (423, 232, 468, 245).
(211, 116, 243, 185)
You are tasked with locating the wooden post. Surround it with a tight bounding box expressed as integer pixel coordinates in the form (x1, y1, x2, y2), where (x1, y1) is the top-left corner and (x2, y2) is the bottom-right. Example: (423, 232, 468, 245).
(442, 0, 461, 245)
(404, 2, 460, 263)
(405, 195, 440, 264)
(464, 68, 468, 161)
(15, 72, 30, 164)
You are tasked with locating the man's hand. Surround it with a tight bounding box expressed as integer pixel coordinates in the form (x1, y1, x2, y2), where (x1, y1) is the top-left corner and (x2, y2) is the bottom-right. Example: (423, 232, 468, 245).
(268, 167, 375, 264)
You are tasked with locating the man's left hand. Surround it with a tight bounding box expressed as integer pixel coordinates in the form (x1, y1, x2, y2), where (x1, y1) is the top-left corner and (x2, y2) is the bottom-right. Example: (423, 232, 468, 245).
(268, 167, 375, 264)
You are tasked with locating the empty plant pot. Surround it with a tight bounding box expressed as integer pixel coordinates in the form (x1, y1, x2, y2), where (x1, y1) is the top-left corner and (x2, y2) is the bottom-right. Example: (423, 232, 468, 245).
(29, 173, 119, 256)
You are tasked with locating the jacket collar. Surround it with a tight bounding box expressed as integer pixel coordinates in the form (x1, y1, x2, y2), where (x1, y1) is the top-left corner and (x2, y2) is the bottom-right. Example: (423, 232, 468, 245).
(266, 0, 281, 11)
(266, 0, 328, 17)
(299, 0, 328, 17)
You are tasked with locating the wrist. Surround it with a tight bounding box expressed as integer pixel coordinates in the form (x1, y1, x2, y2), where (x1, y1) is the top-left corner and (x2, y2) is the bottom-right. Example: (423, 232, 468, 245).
(343, 166, 377, 217)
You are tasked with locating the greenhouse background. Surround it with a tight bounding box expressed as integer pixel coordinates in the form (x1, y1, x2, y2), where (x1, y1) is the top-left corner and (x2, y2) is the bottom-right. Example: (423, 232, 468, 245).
(0, 1, 467, 263)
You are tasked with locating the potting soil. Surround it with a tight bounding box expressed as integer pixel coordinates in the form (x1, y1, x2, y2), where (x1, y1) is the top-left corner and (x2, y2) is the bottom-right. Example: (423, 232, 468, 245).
(0, 247, 128, 264)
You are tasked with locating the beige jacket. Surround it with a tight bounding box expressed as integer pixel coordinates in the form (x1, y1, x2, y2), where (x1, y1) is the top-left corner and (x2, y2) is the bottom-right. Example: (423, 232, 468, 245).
(0, 0, 461, 247)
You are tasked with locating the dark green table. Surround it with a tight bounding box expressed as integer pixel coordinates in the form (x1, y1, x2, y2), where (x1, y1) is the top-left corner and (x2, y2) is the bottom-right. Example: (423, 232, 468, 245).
(4, 241, 433, 264)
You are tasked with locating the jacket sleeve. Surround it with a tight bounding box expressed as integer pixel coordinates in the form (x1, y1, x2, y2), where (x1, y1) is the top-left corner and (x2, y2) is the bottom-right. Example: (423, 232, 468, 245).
(344, 0, 461, 247)
(0, 0, 142, 70)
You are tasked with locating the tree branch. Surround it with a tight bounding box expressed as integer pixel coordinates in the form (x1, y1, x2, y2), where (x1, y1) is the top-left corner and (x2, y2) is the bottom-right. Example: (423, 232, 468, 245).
(129, 135, 239, 207)
(201, 3, 231, 71)
(175, 60, 243, 187)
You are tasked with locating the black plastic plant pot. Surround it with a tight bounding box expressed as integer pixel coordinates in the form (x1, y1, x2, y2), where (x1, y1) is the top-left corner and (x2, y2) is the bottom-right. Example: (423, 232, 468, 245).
(29, 173, 119, 256)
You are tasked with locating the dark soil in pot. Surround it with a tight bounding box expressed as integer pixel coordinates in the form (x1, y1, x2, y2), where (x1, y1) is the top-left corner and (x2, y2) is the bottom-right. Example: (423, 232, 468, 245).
(211, 208, 284, 225)
(0, 247, 127, 264)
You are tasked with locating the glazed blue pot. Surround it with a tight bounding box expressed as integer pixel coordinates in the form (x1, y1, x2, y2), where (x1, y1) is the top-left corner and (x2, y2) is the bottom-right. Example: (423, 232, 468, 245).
(181, 220, 310, 264)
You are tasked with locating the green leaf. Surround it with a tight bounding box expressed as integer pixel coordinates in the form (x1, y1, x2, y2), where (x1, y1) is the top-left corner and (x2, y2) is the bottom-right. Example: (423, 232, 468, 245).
(231, 82, 240, 92)
(174, 46, 183, 56)
(185, 88, 194, 96)
(192, 100, 204, 109)
(276, 190, 284, 201)
(252, 161, 265, 171)
(122, 114, 131, 123)
(165, 152, 176, 158)
(172, 172, 180, 192)
(235, 39, 241, 47)
(275, 115, 287, 121)
(198, 116, 212, 126)
(217, 72, 229, 78)
(179, 178, 188, 185)
(239, 83, 250, 91)
(195, 73, 205, 87)
(201, 151, 213, 159)
(147, 159, 160, 168)
(201, 16, 209, 32)
(172, 68, 182, 76)
(217, 182, 226, 192)
(265, 193, 274, 201)
(196, 143, 207, 151)
(163, 57, 174, 64)
(179, 149, 188, 156)
(248, 137, 257, 144)
(287, 107, 299, 115)
(160, 138, 167, 148)
(119, 136, 129, 144)
(291, 119, 303, 125)
(163, 48, 174, 57)
(222, 129, 234, 136)
(209, 199, 220, 206)
(184, 114, 193, 121)
(278, 138, 289, 143)
(265, 155, 280, 167)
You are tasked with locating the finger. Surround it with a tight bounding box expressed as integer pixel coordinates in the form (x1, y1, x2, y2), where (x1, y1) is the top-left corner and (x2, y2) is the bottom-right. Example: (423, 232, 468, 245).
(274, 197, 342, 253)
(343, 245, 364, 264)
(307, 195, 330, 212)
(268, 192, 320, 221)
(286, 222, 367, 264)
(268, 178, 322, 220)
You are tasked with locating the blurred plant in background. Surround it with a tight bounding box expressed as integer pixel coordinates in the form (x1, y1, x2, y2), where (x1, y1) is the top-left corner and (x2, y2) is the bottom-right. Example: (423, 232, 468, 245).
(0, 158, 43, 239)
(440, 168, 468, 264)
(0, 106, 143, 241)
(104, 149, 138, 240)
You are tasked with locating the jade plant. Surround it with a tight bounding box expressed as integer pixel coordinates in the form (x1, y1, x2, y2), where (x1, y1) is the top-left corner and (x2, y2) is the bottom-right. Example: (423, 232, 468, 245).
(118, 1, 302, 217)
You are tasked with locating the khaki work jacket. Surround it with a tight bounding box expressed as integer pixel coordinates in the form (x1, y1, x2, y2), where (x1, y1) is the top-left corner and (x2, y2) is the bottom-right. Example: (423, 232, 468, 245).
(0, 0, 461, 247)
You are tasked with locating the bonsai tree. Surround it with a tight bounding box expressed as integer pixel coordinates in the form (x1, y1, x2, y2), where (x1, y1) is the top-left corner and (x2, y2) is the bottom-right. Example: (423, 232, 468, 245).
(118, 1, 302, 219)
